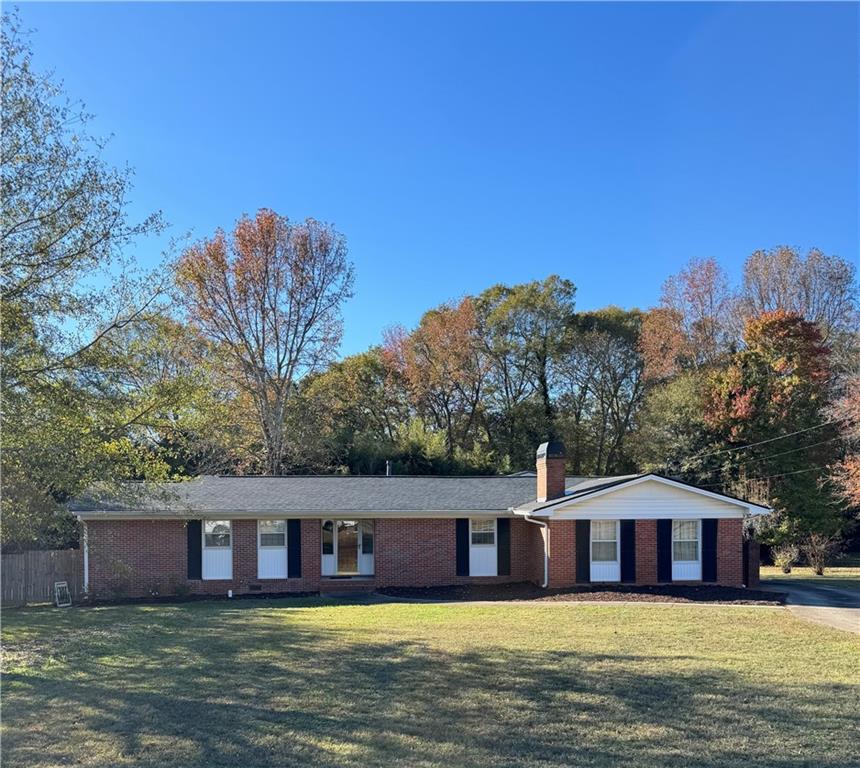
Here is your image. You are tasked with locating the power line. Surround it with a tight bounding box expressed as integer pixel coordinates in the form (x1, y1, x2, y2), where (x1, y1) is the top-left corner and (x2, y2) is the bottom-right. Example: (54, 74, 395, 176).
(723, 436, 842, 467)
(700, 464, 832, 489)
(680, 420, 841, 465)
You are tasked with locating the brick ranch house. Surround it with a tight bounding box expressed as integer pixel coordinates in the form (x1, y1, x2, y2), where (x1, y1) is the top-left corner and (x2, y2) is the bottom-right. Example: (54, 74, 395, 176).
(73, 442, 769, 599)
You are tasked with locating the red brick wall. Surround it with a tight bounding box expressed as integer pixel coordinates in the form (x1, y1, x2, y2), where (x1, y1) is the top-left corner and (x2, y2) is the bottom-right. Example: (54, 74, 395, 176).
(87, 516, 536, 598)
(86, 519, 321, 599)
(85, 514, 749, 598)
(543, 517, 746, 588)
(717, 518, 744, 587)
(374, 517, 533, 588)
(635, 520, 659, 584)
(546, 520, 577, 587)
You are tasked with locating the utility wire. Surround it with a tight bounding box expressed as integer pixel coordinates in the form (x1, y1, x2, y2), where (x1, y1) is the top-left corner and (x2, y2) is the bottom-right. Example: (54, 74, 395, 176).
(679, 419, 841, 465)
(700, 464, 832, 489)
(718, 436, 842, 467)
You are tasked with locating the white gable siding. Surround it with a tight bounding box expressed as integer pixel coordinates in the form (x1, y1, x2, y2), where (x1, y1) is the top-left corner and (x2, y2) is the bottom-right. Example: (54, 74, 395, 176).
(550, 479, 744, 520)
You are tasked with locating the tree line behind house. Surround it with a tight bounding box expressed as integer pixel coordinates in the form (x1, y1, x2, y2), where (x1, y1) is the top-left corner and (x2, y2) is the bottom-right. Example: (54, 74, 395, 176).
(1, 11, 857, 565)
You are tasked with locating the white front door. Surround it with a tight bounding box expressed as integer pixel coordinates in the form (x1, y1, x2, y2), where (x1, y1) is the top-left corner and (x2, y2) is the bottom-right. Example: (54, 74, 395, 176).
(590, 520, 620, 582)
(321, 520, 374, 576)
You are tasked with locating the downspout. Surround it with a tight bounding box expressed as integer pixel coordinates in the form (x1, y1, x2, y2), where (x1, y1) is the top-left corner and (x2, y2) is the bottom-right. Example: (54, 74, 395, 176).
(513, 510, 549, 588)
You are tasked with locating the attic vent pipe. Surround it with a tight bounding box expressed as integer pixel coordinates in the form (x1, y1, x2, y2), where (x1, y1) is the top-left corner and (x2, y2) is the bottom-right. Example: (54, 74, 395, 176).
(385, 460, 391, 477)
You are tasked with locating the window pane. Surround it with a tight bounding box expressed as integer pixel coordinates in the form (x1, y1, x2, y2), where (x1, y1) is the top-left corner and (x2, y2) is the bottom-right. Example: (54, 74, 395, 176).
(592, 541, 617, 562)
(360, 521, 374, 554)
(260, 533, 286, 547)
(673, 541, 698, 561)
(259, 520, 285, 534)
(591, 521, 617, 541)
(204, 521, 230, 548)
(673, 520, 698, 541)
(321, 520, 334, 555)
(471, 520, 495, 545)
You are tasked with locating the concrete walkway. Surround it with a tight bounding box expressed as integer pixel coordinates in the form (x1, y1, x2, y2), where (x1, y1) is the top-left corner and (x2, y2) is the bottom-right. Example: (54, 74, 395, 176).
(760, 579, 860, 634)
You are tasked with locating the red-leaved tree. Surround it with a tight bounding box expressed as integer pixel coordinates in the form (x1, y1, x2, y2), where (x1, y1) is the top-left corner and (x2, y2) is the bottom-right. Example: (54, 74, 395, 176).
(176, 209, 354, 474)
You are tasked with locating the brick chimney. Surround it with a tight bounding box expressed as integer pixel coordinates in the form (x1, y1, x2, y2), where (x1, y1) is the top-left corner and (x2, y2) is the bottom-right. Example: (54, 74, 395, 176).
(536, 441, 566, 502)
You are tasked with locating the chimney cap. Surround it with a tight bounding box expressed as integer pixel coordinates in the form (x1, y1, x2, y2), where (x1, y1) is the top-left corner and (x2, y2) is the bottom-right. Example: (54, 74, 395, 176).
(536, 441, 566, 460)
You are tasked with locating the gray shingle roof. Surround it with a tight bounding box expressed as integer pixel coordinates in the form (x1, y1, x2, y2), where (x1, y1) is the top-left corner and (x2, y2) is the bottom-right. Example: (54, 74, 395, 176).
(71, 474, 633, 518)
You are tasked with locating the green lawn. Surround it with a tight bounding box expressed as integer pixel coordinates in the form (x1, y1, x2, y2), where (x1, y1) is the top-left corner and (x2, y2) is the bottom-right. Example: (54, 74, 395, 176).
(2, 599, 858, 768)
(761, 565, 860, 592)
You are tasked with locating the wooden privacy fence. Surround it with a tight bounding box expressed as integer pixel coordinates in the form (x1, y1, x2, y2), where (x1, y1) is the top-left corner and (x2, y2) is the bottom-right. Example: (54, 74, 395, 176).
(1, 549, 84, 606)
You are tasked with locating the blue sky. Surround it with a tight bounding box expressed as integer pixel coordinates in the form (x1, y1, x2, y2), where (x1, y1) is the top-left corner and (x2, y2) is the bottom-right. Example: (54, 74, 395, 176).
(18, 2, 859, 356)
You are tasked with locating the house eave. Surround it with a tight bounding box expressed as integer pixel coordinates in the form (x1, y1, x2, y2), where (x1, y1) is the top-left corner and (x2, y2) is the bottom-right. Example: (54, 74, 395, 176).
(74, 509, 518, 521)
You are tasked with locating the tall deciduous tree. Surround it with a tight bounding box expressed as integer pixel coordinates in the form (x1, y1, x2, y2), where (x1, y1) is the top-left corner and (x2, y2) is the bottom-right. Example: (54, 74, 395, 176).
(557, 308, 644, 475)
(640, 257, 733, 380)
(1, 11, 164, 383)
(705, 311, 843, 540)
(476, 276, 576, 448)
(384, 298, 486, 462)
(828, 375, 860, 507)
(737, 246, 858, 342)
(175, 209, 354, 475)
(1, 12, 171, 550)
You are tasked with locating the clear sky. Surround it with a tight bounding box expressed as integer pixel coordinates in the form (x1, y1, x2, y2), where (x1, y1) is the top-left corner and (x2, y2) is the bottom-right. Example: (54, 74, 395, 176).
(17, 2, 859, 356)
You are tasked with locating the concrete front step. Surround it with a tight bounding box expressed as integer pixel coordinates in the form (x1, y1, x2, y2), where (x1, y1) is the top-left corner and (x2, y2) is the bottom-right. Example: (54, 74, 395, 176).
(319, 578, 377, 594)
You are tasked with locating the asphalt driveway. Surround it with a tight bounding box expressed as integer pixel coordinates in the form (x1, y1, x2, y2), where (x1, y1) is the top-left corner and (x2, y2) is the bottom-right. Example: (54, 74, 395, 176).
(761, 579, 860, 634)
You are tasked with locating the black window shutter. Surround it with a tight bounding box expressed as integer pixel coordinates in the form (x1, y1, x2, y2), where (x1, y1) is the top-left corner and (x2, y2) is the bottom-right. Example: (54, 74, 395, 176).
(287, 520, 302, 578)
(657, 519, 672, 582)
(456, 519, 469, 576)
(186, 520, 202, 580)
(702, 519, 718, 582)
(497, 518, 511, 576)
(575, 519, 591, 583)
(620, 520, 636, 583)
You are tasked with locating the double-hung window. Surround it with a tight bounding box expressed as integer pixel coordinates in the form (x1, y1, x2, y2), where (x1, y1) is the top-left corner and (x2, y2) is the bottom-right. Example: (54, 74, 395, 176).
(672, 519, 701, 580)
(202, 520, 232, 579)
(590, 520, 620, 582)
(258, 520, 287, 579)
(590, 521, 618, 562)
(470, 519, 496, 546)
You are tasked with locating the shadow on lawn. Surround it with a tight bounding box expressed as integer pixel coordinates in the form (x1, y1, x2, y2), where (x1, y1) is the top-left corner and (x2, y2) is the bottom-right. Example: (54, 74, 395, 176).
(2, 601, 856, 768)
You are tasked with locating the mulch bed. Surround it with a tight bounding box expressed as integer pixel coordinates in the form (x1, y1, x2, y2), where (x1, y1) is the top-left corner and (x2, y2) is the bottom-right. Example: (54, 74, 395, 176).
(377, 581, 785, 605)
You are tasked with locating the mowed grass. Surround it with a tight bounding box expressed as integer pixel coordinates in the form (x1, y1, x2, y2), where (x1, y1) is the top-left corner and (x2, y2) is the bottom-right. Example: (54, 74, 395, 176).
(761, 565, 860, 592)
(2, 599, 858, 768)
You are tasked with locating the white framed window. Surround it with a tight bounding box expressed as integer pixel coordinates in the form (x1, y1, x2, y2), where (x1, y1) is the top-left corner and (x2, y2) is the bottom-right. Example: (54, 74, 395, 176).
(258, 519, 287, 579)
(590, 520, 618, 562)
(259, 519, 286, 548)
(470, 519, 496, 546)
(672, 520, 700, 562)
(204, 520, 231, 548)
(672, 519, 701, 580)
(202, 520, 232, 580)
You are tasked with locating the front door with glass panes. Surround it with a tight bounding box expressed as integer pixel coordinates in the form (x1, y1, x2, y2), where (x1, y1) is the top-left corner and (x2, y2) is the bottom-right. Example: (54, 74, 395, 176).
(321, 519, 374, 576)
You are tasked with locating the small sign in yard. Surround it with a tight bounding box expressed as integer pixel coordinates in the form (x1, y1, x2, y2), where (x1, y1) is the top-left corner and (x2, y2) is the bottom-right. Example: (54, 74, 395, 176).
(54, 581, 72, 607)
